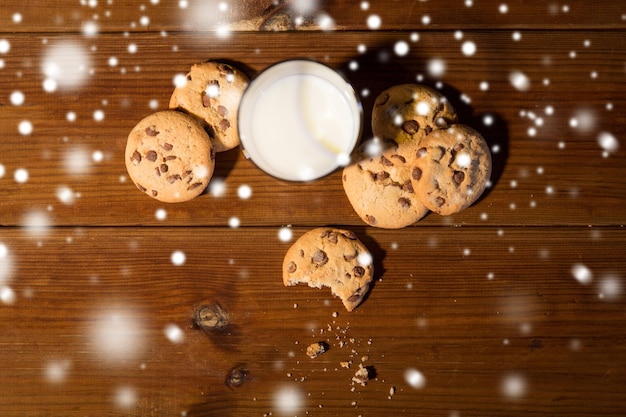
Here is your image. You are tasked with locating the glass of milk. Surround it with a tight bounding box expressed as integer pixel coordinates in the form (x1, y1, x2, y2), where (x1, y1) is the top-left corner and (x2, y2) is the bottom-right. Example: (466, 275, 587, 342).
(238, 60, 362, 182)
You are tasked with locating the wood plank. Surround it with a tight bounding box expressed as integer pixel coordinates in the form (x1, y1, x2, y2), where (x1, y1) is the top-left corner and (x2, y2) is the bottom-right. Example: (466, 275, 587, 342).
(0, 226, 624, 416)
(1, 0, 625, 33)
(0, 31, 624, 226)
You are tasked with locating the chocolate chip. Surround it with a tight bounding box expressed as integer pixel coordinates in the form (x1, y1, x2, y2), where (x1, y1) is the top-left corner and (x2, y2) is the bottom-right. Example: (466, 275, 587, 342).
(366, 214, 377, 224)
(402, 180, 414, 193)
(412, 167, 422, 181)
(287, 261, 297, 273)
(218, 105, 228, 117)
(146, 150, 158, 162)
(151, 190, 158, 197)
(424, 125, 433, 136)
(402, 119, 419, 135)
(375, 171, 390, 181)
(398, 197, 411, 208)
(381, 156, 393, 167)
(130, 151, 142, 165)
(312, 250, 328, 266)
(391, 154, 406, 163)
(220, 118, 231, 131)
(342, 230, 357, 240)
(160, 164, 169, 173)
(453, 171, 465, 184)
(164, 155, 177, 161)
(322, 231, 338, 244)
(167, 174, 182, 184)
(145, 126, 159, 136)
(187, 182, 204, 191)
(435, 196, 446, 207)
(354, 266, 365, 277)
(154, 167, 161, 177)
(417, 147, 427, 158)
(162, 143, 174, 151)
(202, 92, 211, 108)
(136, 183, 147, 192)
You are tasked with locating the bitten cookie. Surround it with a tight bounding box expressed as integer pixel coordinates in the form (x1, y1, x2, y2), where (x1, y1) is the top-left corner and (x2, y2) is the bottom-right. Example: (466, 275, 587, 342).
(125, 110, 215, 203)
(371, 84, 457, 144)
(169, 61, 249, 152)
(283, 228, 374, 312)
(410, 124, 492, 215)
(342, 139, 429, 229)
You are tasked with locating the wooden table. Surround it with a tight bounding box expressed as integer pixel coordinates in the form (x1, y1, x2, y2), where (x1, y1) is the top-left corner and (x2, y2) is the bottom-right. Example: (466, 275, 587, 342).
(0, 1, 624, 415)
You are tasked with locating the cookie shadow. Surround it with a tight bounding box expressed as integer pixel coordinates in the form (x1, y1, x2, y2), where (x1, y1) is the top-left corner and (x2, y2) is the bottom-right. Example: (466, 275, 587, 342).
(336, 42, 509, 195)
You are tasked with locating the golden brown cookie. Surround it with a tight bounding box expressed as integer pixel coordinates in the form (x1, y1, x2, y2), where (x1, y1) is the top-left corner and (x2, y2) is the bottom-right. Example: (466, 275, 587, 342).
(283, 227, 374, 312)
(169, 61, 249, 152)
(371, 84, 457, 144)
(410, 124, 492, 215)
(125, 110, 215, 203)
(342, 139, 429, 228)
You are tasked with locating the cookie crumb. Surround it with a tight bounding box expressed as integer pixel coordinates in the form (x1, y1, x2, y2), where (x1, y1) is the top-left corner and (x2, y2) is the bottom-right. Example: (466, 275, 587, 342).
(352, 364, 370, 386)
(306, 341, 327, 359)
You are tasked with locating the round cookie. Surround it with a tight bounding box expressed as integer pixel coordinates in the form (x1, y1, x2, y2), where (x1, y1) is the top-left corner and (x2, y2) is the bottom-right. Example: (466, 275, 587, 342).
(169, 61, 249, 152)
(125, 110, 215, 203)
(283, 227, 374, 312)
(342, 139, 429, 229)
(371, 84, 457, 144)
(410, 124, 492, 215)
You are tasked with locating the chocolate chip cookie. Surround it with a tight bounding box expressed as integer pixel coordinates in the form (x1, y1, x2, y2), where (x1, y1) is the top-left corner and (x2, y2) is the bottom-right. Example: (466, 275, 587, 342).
(125, 110, 215, 203)
(283, 227, 374, 312)
(410, 124, 492, 215)
(371, 84, 457, 144)
(342, 139, 429, 228)
(169, 61, 249, 152)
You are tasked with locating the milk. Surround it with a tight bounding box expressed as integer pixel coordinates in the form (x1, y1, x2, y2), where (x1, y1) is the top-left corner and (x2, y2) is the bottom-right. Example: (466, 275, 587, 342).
(238, 60, 362, 181)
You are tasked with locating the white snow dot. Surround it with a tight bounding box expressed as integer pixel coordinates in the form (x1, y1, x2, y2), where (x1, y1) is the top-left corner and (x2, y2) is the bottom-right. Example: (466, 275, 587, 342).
(597, 132, 619, 153)
(360, 1, 369, 10)
(115, 386, 137, 408)
(479, 81, 489, 91)
(66, 112, 77, 122)
(461, 41, 476, 56)
(278, 227, 293, 242)
(56, 186, 77, 205)
(229, 217, 240, 228)
(41, 41, 91, 91)
(43, 78, 58, 92)
(0, 164, 4, 178)
(164, 324, 184, 343)
(416, 101, 431, 116)
(394, 41, 410, 56)
(155, 208, 167, 220)
(140, 16, 150, 26)
(18, 120, 33, 135)
(358, 252, 373, 267)
(404, 368, 426, 389)
(93, 109, 105, 122)
(0, 39, 10, 54)
(12, 13, 22, 24)
(171, 251, 186, 266)
(237, 184, 252, 199)
(455, 153, 471, 168)
(82, 21, 99, 36)
(427, 58, 446, 77)
(14, 168, 29, 183)
(92, 150, 104, 162)
(128, 43, 137, 54)
(509, 71, 530, 91)
(108, 56, 118, 67)
(209, 178, 226, 197)
(173, 73, 187, 88)
(571, 263, 592, 284)
(10, 91, 25, 106)
(499, 3, 508, 13)
(502, 373, 527, 398)
(366, 14, 381, 29)
(273, 385, 303, 414)
(421, 15, 431, 25)
(512, 31, 522, 41)
(598, 275, 622, 301)
(1, 286, 16, 304)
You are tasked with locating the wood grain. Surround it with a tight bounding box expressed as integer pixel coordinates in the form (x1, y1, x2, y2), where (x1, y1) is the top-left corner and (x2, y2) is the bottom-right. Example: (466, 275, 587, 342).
(0, 1, 625, 416)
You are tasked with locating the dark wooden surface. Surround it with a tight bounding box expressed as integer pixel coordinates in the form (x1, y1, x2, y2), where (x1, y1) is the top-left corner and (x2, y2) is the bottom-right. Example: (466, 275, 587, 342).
(0, 1, 624, 416)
